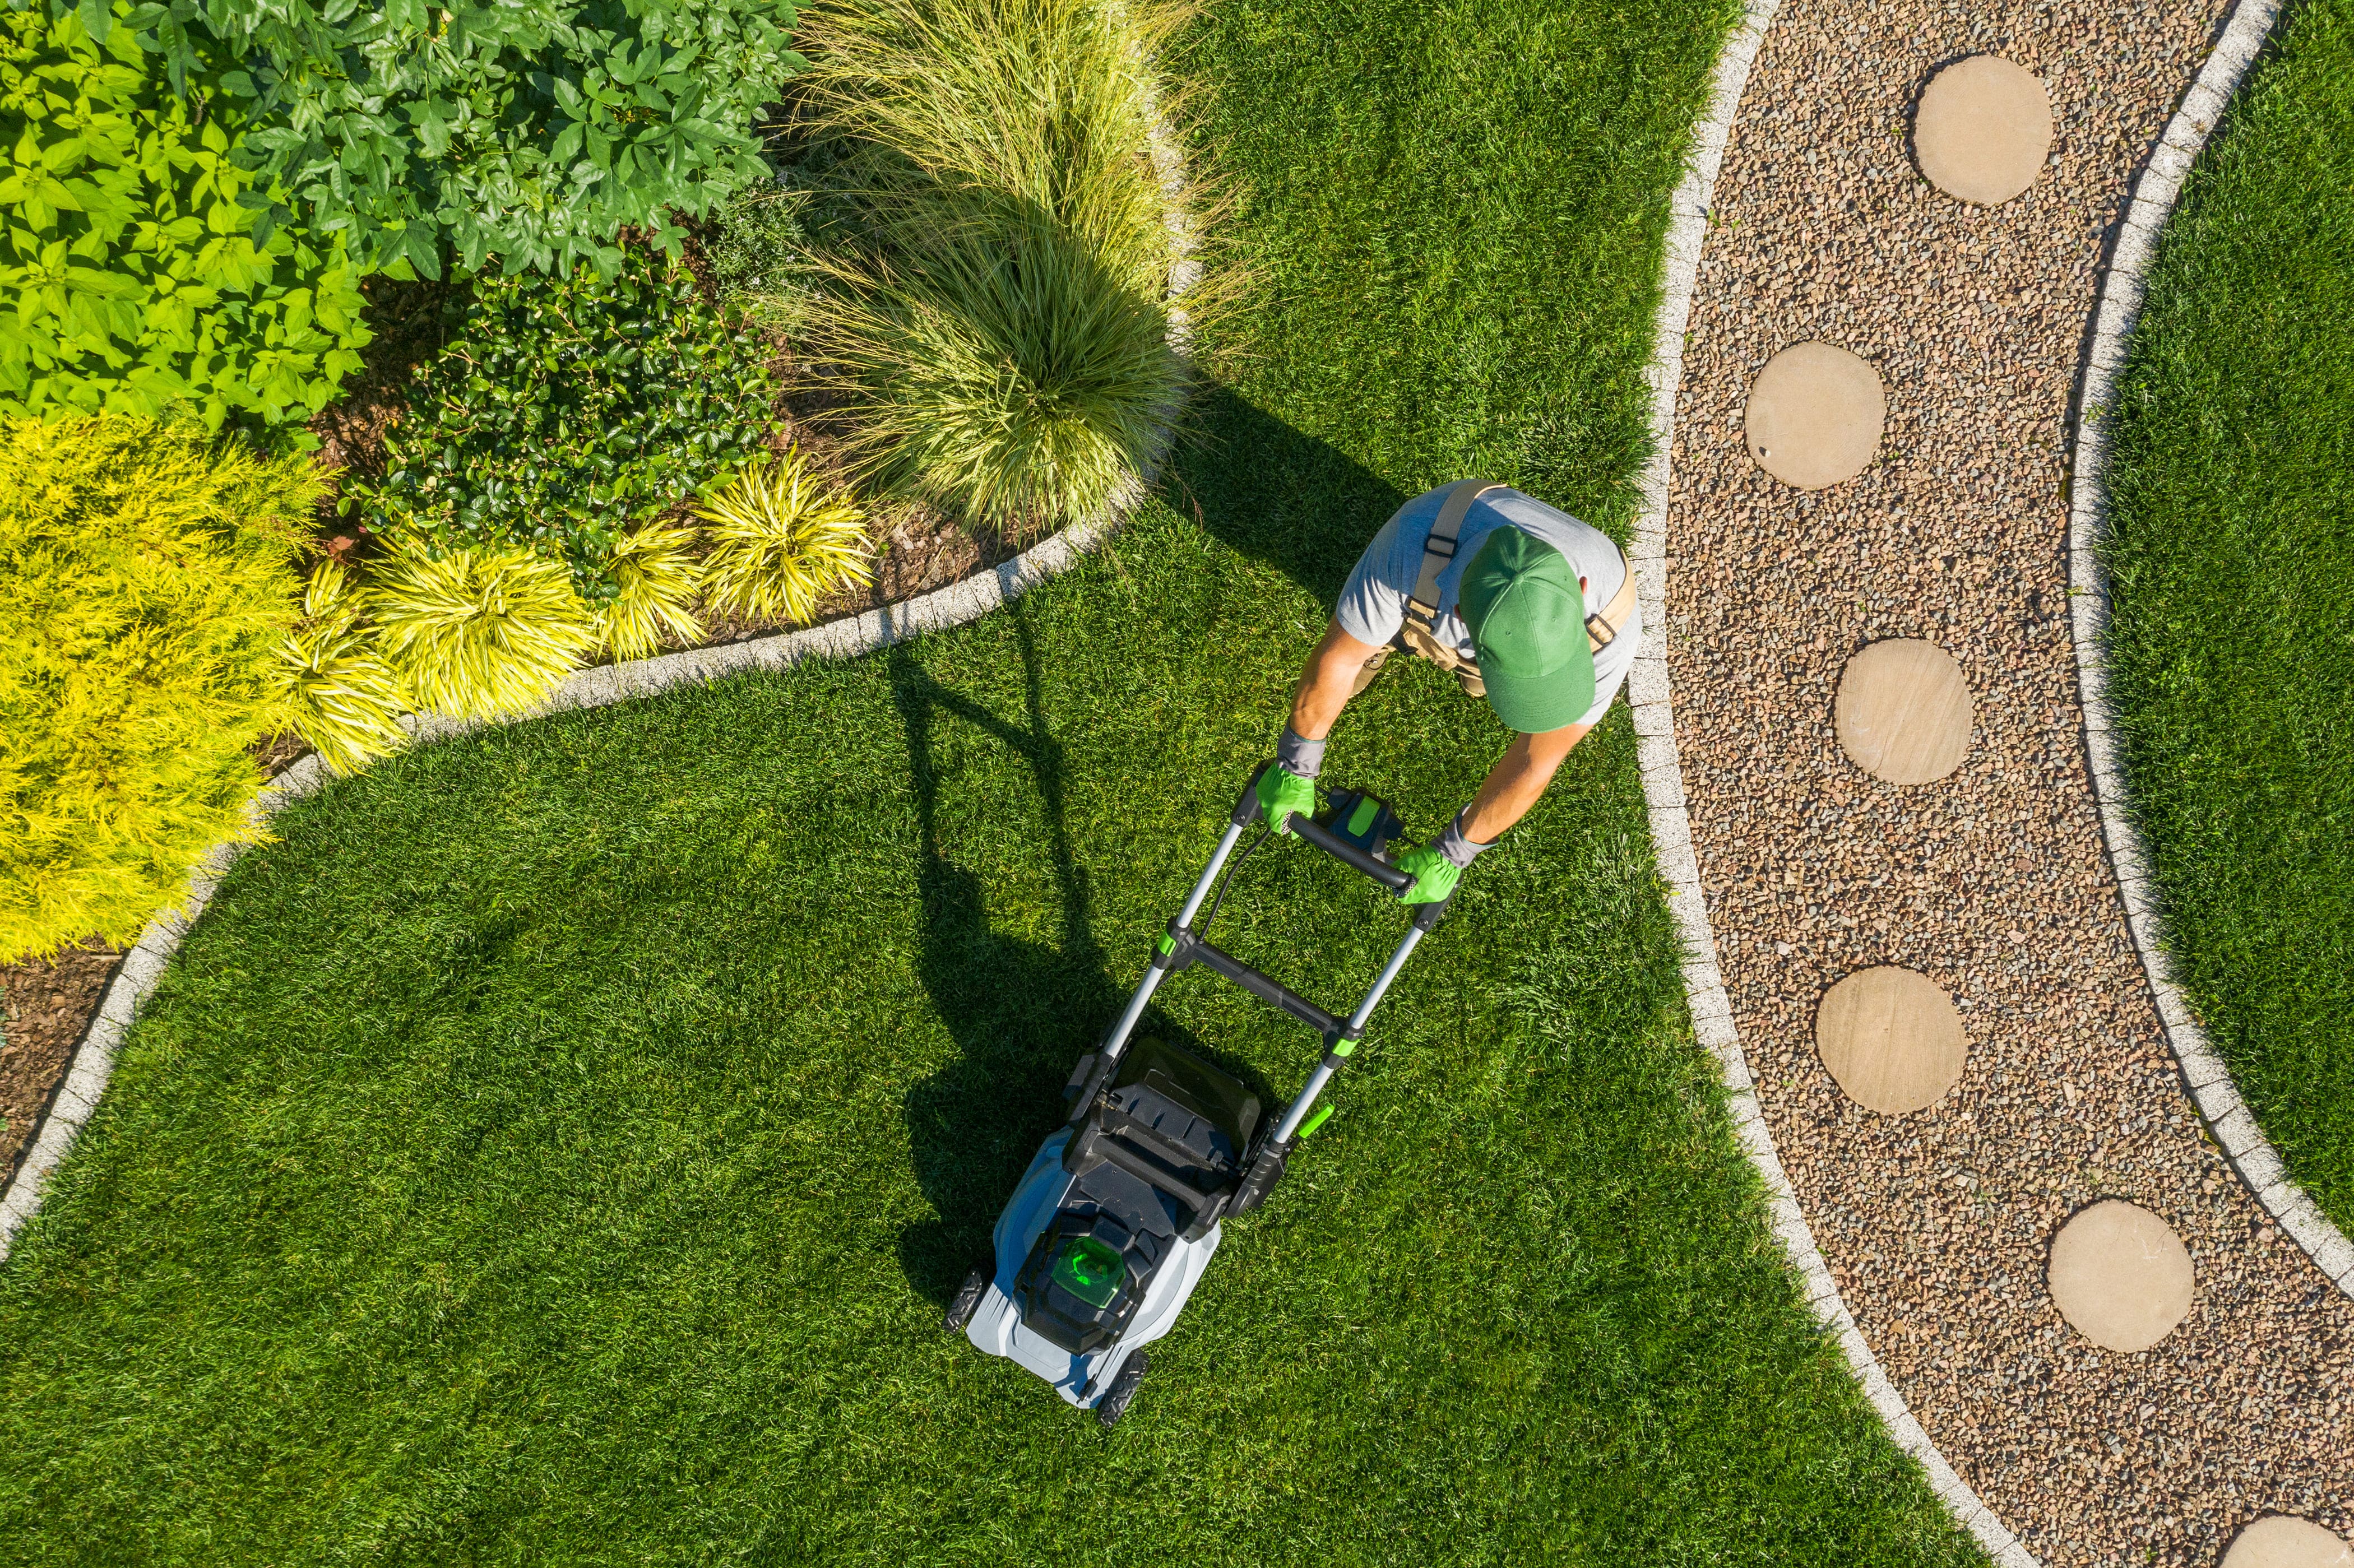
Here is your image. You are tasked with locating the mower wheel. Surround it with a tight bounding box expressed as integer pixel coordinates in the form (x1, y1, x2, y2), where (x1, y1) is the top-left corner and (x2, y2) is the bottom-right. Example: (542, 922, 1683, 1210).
(943, 1267, 989, 1334)
(1095, 1351, 1149, 1429)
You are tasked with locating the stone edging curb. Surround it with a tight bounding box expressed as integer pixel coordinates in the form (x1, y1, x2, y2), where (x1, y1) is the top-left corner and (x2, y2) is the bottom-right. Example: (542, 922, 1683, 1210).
(1626, 6, 2038, 1563)
(2064, 0, 2354, 1297)
(0, 98, 1200, 1267)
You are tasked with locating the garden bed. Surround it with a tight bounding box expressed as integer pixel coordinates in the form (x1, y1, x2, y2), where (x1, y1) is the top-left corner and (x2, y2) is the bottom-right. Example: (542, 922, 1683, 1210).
(301, 261, 1032, 678)
(0, 944, 121, 1186)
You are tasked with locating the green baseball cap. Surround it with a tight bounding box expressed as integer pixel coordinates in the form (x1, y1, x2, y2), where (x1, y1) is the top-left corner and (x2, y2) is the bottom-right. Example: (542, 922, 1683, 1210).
(1459, 528, 1595, 733)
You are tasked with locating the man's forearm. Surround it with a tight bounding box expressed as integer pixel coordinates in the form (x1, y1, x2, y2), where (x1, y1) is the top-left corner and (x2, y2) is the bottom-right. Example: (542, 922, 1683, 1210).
(1288, 620, 1379, 741)
(1459, 723, 1590, 843)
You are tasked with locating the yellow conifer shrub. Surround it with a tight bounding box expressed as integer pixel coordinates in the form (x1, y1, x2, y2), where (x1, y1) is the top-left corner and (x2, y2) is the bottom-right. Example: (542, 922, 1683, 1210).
(0, 416, 319, 963)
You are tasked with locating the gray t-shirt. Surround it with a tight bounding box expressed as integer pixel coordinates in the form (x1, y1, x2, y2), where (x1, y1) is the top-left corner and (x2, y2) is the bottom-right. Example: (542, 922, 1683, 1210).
(1334, 485, 1639, 723)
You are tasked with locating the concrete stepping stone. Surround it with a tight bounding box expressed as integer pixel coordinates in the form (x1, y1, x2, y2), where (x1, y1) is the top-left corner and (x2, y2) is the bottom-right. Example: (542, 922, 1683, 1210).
(1913, 55, 2054, 206)
(1814, 966, 1968, 1115)
(2047, 1199, 2194, 1352)
(1834, 638, 1973, 784)
(2225, 1518, 2353, 1568)
(1742, 342, 1884, 489)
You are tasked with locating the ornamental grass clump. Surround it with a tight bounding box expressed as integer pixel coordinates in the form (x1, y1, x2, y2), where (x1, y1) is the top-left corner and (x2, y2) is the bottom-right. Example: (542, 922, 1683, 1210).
(815, 216, 1178, 527)
(368, 545, 601, 722)
(782, 0, 1194, 531)
(270, 562, 410, 776)
(697, 449, 872, 623)
(599, 520, 705, 660)
(0, 415, 316, 963)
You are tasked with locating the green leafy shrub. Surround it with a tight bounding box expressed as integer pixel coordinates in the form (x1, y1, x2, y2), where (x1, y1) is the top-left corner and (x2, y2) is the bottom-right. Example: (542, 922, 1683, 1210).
(122, 0, 807, 279)
(0, 1, 369, 429)
(697, 447, 870, 621)
(776, 0, 1190, 530)
(0, 415, 317, 963)
(346, 251, 780, 601)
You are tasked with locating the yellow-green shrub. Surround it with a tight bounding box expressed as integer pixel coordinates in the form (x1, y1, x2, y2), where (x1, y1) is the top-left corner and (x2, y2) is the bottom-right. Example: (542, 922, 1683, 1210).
(271, 561, 410, 776)
(598, 521, 704, 660)
(0, 415, 318, 963)
(697, 451, 872, 623)
(367, 544, 600, 721)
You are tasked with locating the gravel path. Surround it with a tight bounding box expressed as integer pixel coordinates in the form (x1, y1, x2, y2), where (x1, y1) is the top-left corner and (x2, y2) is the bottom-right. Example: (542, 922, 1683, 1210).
(1665, 2, 2354, 1562)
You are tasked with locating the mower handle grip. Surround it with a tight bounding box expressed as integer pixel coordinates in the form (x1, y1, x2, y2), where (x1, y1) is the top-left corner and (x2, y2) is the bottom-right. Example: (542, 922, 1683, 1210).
(1232, 762, 1416, 897)
(1285, 811, 1416, 896)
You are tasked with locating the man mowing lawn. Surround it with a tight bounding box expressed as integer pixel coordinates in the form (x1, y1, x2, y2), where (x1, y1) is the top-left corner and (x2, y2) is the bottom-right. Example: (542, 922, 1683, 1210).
(1258, 479, 1641, 902)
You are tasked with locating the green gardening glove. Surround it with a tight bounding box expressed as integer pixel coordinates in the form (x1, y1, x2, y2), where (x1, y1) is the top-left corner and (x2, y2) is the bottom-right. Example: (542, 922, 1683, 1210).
(1255, 764, 1317, 836)
(1394, 843, 1463, 905)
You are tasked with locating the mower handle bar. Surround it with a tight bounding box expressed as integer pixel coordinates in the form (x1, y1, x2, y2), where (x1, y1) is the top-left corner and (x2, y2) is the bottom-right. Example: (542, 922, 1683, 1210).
(1283, 810, 1416, 896)
(1234, 764, 1416, 897)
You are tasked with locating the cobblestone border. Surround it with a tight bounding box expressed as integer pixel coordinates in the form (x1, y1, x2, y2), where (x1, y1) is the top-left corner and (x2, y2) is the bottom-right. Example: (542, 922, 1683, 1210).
(0, 100, 1200, 1267)
(1626, 5, 2038, 1562)
(2064, 0, 2354, 1297)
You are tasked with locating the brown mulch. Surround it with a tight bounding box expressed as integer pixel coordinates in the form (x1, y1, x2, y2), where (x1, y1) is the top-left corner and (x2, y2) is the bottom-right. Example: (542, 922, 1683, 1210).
(0, 941, 122, 1187)
(1666, 1, 2352, 1564)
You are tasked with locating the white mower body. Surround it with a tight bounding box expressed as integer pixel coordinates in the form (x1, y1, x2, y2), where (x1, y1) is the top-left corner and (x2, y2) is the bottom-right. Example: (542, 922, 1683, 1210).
(963, 1129, 1222, 1408)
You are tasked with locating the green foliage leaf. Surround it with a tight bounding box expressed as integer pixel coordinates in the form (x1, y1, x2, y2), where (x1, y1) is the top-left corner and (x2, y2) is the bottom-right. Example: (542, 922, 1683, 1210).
(0, 1, 370, 430)
(126, 0, 806, 277)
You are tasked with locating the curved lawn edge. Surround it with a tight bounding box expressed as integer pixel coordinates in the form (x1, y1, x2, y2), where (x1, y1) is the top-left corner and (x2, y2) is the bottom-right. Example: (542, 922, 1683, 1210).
(0, 94, 1202, 1268)
(2064, 0, 2354, 1298)
(1630, 4, 2029, 1564)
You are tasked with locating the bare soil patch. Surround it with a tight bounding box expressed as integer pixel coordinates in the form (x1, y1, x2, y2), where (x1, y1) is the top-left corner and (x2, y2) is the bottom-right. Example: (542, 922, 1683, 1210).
(1, 942, 121, 1186)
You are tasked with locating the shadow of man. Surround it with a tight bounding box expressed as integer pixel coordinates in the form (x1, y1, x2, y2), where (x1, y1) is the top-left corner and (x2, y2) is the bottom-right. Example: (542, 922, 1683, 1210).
(1166, 382, 1410, 613)
(890, 613, 1266, 1307)
(889, 616, 1107, 1306)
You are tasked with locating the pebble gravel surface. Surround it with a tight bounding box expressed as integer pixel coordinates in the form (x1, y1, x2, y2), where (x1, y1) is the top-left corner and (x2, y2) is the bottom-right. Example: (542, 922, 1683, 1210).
(1665, 2, 2354, 1562)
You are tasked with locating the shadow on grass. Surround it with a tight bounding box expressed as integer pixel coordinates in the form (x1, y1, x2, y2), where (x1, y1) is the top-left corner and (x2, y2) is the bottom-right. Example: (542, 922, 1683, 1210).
(888, 613, 1274, 1306)
(889, 390, 1410, 1305)
(1166, 382, 1407, 615)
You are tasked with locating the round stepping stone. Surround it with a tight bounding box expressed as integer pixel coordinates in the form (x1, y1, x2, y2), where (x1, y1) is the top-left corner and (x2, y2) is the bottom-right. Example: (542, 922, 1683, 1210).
(2225, 1518, 2353, 1568)
(1913, 55, 2054, 206)
(2046, 1199, 2194, 1352)
(1742, 342, 1884, 490)
(1834, 638, 1973, 784)
(1814, 966, 1967, 1115)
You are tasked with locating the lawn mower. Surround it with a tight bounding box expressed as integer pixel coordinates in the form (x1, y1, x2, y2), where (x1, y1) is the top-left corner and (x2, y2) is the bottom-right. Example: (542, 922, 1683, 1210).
(942, 762, 1452, 1427)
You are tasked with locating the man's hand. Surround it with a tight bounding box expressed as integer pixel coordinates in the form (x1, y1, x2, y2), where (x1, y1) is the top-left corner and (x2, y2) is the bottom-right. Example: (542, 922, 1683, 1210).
(1393, 843, 1462, 905)
(1256, 764, 1317, 836)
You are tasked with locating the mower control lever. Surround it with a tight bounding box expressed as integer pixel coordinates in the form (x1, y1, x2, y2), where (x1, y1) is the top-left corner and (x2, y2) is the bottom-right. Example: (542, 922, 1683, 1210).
(1234, 763, 1417, 897)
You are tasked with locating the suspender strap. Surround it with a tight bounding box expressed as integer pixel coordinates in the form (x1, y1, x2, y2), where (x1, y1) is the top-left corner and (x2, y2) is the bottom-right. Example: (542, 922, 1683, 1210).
(1406, 479, 1505, 618)
(1398, 479, 1639, 667)
(1586, 550, 1638, 656)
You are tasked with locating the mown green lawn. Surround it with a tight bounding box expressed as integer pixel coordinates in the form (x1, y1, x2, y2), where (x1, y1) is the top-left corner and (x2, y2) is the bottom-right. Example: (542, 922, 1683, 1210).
(0, 0, 1985, 1561)
(2101, 0, 2354, 1232)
